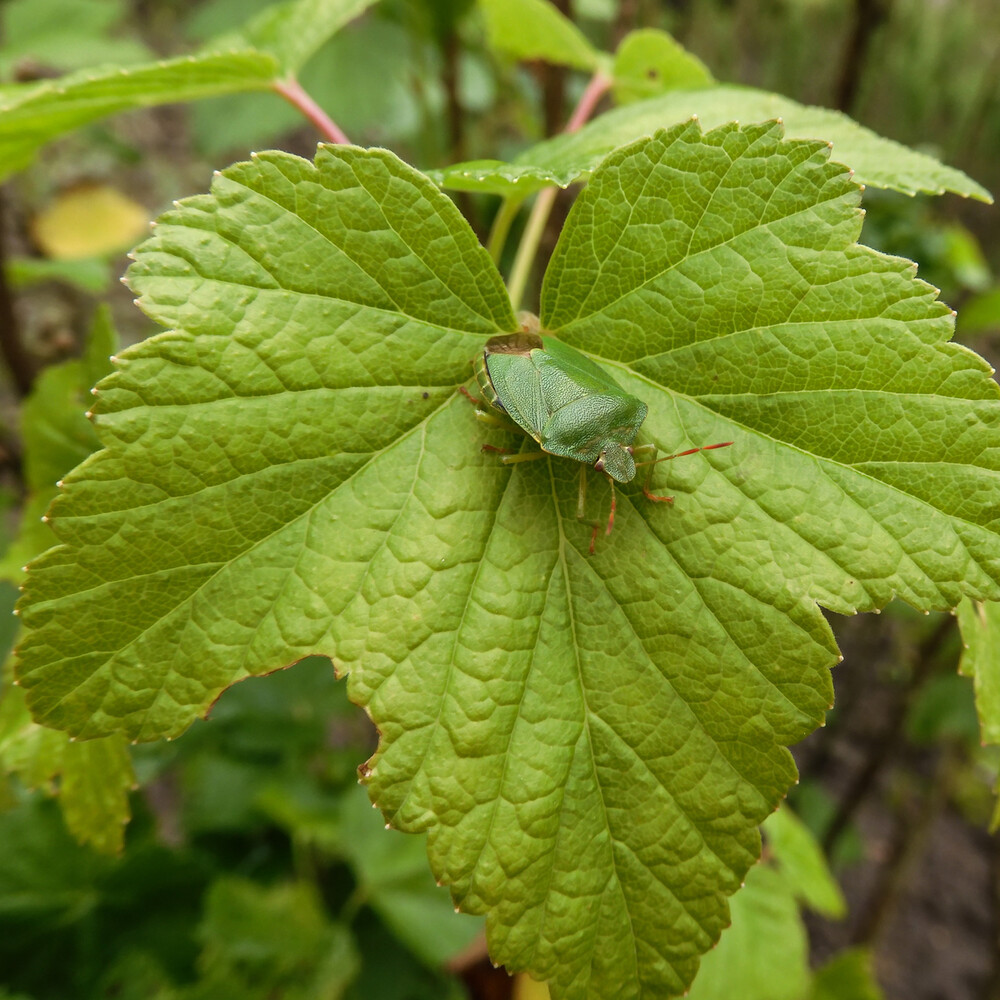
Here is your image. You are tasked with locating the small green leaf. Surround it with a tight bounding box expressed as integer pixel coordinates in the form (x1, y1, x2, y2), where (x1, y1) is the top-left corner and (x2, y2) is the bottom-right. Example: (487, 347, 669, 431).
(763, 805, 845, 918)
(686, 865, 810, 1000)
(810, 948, 885, 1000)
(0, 51, 278, 182)
(0, 681, 133, 854)
(193, 877, 359, 999)
(957, 599, 1000, 744)
(430, 84, 992, 201)
(611, 29, 713, 105)
(478, 0, 605, 72)
(337, 784, 483, 966)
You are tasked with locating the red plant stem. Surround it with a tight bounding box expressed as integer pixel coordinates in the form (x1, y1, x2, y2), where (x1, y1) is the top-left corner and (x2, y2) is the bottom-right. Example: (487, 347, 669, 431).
(565, 70, 612, 133)
(273, 76, 351, 145)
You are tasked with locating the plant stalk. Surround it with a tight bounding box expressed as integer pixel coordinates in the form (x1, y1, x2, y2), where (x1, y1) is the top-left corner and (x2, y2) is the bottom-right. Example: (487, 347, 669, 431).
(506, 69, 612, 309)
(487, 195, 525, 265)
(273, 76, 351, 145)
(0, 190, 35, 396)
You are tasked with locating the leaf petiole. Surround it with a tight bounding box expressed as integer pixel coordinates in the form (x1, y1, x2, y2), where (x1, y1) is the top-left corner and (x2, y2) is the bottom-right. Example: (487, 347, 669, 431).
(506, 68, 612, 307)
(273, 76, 351, 144)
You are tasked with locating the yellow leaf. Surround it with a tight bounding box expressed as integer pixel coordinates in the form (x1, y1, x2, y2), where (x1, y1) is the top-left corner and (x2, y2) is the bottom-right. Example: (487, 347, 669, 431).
(31, 183, 148, 260)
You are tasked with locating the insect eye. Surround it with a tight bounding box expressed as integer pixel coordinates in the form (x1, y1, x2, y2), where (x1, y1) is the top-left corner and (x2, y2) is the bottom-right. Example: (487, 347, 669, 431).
(626, 445, 634, 455)
(594, 457, 605, 472)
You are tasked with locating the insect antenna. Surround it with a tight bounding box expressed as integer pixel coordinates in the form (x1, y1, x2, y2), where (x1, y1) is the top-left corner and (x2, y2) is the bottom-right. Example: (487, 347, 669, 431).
(642, 441, 734, 467)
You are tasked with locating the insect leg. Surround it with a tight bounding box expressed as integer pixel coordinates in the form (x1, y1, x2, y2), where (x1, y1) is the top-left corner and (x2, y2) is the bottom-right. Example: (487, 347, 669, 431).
(498, 451, 548, 466)
(476, 410, 519, 431)
(575, 466, 617, 555)
(572, 466, 598, 553)
(633, 444, 674, 503)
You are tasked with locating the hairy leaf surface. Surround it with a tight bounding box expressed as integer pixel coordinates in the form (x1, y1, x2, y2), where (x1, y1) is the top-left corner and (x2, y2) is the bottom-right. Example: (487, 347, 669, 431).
(17, 123, 1000, 998)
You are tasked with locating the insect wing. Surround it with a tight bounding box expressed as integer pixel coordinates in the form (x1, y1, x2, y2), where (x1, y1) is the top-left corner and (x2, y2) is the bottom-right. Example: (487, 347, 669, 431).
(483, 350, 548, 442)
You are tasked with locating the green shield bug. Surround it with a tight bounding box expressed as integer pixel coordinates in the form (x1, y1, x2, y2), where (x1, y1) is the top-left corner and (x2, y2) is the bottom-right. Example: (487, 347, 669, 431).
(465, 319, 733, 553)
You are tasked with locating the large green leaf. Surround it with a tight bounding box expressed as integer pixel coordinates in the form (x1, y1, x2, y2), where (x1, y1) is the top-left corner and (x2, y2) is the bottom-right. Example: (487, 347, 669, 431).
(430, 84, 992, 201)
(17, 123, 1000, 998)
(0, 51, 277, 181)
(0, 0, 377, 181)
(337, 783, 483, 966)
